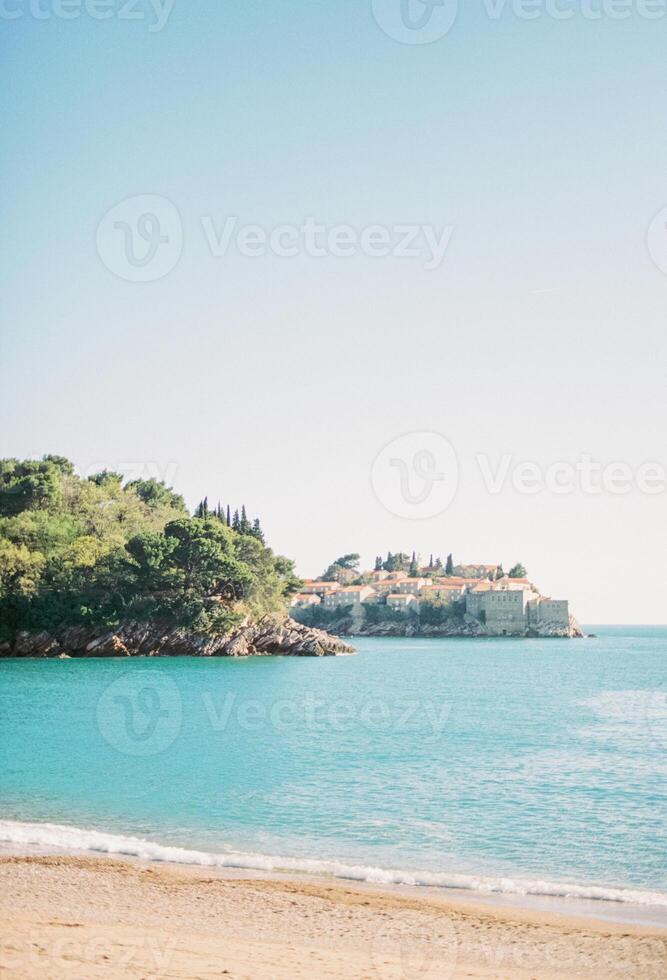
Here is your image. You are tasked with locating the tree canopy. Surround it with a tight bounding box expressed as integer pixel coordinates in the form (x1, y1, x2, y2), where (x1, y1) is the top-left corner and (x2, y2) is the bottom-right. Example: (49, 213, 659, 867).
(0, 456, 301, 641)
(320, 554, 360, 583)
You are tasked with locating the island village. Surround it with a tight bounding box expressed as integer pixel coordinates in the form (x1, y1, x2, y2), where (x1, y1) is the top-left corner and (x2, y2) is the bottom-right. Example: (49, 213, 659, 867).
(290, 557, 580, 638)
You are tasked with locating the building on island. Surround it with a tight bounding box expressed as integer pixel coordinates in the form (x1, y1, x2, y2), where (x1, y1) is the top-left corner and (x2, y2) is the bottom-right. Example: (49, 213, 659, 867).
(387, 593, 418, 611)
(398, 578, 432, 595)
(295, 562, 573, 635)
(290, 593, 322, 609)
(300, 581, 339, 596)
(322, 585, 374, 609)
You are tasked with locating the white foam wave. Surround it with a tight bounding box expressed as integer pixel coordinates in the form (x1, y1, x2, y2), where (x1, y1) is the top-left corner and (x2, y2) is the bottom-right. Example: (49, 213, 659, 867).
(1, 819, 666, 908)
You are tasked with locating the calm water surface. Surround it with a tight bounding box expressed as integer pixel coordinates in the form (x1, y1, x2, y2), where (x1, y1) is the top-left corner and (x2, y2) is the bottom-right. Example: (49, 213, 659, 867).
(1, 627, 665, 905)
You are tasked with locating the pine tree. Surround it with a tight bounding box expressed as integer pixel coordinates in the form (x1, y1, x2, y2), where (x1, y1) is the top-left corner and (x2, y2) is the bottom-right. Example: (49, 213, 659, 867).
(194, 500, 204, 519)
(374, 555, 383, 572)
(251, 518, 265, 544)
(226, 505, 231, 527)
(232, 509, 240, 532)
(239, 505, 250, 535)
(202, 496, 209, 518)
(429, 553, 433, 569)
(445, 553, 454, 576)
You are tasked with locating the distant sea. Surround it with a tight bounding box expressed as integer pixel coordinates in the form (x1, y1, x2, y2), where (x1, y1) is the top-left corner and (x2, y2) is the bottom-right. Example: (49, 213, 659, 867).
(1, 627, 665, 917)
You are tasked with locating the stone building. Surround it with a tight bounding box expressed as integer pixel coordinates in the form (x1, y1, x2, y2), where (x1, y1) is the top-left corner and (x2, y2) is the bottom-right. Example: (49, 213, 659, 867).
(387, 593, 418, 611)
(526, 597, 570, 629)
(323, 585, 374, 609)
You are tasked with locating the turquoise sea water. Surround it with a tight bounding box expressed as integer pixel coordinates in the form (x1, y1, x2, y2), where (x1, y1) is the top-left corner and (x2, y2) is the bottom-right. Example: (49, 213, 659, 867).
(1, 627, 666, 908)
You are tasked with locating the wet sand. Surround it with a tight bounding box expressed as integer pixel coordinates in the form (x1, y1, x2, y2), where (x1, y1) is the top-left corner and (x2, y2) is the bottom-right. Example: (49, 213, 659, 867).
(1, 854, 666, 978)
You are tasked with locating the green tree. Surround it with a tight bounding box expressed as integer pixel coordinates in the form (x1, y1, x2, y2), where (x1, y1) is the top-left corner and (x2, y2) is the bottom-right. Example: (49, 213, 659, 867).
(0, 459, 62, 516)
(127, 479, 187, 513)
(0, 456, 298, 640)
(0, 541, 45, 597)
(322, 553, 360, 583)
(250, 518, 265, 544)
(88, 470, 124, 488)
(509, 563, 527, 579)
(445, 553, 454, 576)
(42, 455, 75, 476)
(238, 505, 251, 536)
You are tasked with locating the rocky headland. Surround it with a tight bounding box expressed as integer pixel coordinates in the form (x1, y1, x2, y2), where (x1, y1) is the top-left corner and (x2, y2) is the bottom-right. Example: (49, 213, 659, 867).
(0, 617, 355, 659)
(307, 614, 584, 640)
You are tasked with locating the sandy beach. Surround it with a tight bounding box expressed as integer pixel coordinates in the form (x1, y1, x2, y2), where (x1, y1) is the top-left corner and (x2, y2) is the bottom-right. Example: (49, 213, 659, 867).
(1, 855, 665, 979)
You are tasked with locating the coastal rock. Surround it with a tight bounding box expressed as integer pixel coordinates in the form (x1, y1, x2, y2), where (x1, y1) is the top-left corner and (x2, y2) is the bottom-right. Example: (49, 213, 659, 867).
(526, 615, 583, 639)
(336, 615, 583, 640)
(0, 617, 354, 659)
(13, 631, 62, 657)
(85, 633, 131, 657)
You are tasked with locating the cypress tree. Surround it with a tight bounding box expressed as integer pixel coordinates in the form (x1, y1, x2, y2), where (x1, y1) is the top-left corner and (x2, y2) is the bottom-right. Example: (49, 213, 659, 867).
(445, 553, 454, 576)
(226, 505, 231, 527)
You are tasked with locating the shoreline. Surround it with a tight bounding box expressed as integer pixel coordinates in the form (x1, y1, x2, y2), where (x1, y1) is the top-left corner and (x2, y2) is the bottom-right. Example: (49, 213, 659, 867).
(3, 829, 667, 928)
(3, 819, 666, 928)
(2, 852, 666, 979)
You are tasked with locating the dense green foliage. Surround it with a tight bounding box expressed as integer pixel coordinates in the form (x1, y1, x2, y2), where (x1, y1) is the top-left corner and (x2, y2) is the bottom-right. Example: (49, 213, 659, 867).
(0, 457, 301, 642)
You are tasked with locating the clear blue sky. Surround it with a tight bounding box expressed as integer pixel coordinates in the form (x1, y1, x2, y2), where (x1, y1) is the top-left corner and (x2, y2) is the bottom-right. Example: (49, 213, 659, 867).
(2, 2, 666, 622)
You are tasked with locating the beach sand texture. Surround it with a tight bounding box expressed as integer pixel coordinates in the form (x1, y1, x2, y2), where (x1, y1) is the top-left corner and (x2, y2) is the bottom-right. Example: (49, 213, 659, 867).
(1, 855, 665, 979)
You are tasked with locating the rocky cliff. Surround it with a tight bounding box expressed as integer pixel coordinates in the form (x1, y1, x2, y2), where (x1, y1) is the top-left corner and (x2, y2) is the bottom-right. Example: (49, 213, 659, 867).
(0, 617, 355, 659)
(306, 614, 584, 639)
